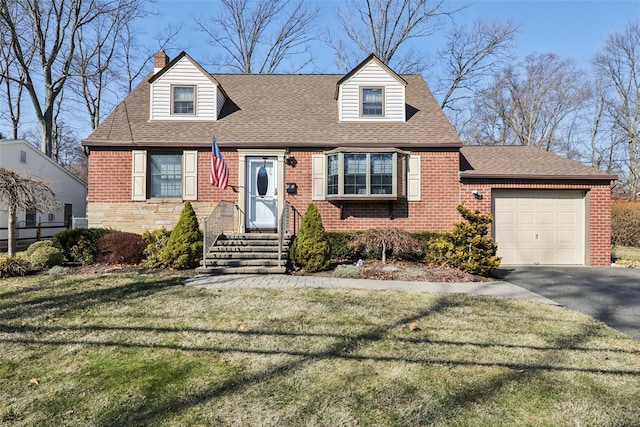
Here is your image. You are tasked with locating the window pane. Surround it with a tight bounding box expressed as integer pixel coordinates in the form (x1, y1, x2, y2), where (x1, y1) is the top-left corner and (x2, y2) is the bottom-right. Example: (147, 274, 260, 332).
(362, 88, 383, 116)
(344, 154, 367, 194)
(173, 87, 194, 114)
(370, 153, 393, 194)
(327, 154, 338, 195)
(149, 153, 182, 197)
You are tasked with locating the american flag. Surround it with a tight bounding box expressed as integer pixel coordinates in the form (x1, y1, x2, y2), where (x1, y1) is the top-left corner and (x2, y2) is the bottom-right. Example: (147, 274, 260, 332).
(210, 136, 229, 189)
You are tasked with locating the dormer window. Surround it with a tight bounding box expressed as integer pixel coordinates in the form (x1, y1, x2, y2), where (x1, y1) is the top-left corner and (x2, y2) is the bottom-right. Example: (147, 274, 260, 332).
(172, 85, 196, 115)
(361, 87, 384, 116)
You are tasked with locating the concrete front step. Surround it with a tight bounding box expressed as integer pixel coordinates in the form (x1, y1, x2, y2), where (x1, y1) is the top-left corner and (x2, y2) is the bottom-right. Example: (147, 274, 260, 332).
(206, 252, 287, 260)
(212, 242, 287, 250)
(195, 265, 287, 274)
(202, 258, 286, 267)
(209, 245, 288, 253)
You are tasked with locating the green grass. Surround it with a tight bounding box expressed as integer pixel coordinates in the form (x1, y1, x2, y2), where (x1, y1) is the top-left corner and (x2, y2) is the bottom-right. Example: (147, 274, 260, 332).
(1, 272, 639, 426)
(613, 245, 640, 267)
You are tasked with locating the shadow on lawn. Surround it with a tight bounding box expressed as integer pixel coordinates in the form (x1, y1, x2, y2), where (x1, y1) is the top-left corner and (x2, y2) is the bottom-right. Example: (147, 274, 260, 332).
(13, 294, 634, 426)
(1, 283, 637, 426)
(0, 274, 184, 322)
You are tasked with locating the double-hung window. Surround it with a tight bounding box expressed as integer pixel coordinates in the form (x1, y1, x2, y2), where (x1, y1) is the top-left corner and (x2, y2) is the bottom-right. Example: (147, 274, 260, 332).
(149, 153, 182, 198)
(172, 86, 195, 115)
(361, 87, 384, 116)
(326, 150, 403, 200)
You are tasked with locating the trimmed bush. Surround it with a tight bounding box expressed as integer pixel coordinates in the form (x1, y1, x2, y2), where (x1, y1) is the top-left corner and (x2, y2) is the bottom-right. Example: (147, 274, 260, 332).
(52, 228, 114, 265)
(425, 203, 501, 276)
(25, 241, 65, 269)
(0, 255, 31, 278)
(290, 204, 331, 272)
(160, 202, 203, 269)
(96, 232, 146, 265)
(326, 231, 361, 261)
(612, 200, 640, 247)
(141, 228, 171, 268)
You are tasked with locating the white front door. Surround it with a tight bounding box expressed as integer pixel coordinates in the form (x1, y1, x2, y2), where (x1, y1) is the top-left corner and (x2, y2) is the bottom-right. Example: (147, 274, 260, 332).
(246, 157, 278, 231)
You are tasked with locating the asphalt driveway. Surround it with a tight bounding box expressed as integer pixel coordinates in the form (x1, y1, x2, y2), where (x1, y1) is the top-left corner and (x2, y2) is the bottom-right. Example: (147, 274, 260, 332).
(494, 266, 640, 340)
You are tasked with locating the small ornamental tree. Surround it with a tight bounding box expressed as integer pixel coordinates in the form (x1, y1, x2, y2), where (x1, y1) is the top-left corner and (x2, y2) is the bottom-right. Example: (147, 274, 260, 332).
(290, 204, 331, 272)
(160, 202, 203, 269)
(348, 228, 420, 264)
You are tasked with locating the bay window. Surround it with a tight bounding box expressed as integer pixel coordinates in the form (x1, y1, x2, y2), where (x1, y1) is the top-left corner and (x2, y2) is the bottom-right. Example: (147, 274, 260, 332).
(325, 149, 406, 200)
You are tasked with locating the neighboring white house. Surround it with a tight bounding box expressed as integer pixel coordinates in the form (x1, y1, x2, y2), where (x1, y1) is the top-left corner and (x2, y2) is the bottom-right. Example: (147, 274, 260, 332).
(0, 139, 87, 247)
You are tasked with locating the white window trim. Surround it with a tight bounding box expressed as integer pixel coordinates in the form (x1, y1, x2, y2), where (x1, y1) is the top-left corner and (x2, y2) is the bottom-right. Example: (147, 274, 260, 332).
(324, 151, 400, 200)
(171, 85, 197, 116)
(360, 86, 385, 118)
(131, 150, 198, 201)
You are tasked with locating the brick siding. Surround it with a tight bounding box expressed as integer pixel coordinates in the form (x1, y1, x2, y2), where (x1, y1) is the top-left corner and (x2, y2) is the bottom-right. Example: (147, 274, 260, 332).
(87, 148, 613, 266)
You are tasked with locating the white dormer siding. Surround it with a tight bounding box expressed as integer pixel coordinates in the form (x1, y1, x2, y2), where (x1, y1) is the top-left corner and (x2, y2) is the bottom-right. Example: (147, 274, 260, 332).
(149, 55, 224, 121)
(338, 60, 406, 122)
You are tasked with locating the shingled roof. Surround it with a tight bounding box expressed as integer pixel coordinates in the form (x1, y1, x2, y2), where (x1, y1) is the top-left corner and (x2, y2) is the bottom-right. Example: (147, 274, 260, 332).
(82, 72, 461, 149)
(460, 146, 617, 181)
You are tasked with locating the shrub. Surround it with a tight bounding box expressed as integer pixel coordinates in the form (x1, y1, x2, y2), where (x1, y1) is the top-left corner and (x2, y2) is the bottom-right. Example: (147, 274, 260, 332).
(333, 264, 361, 278)
(611, 200, 640, 247)
(141, 228, 171, 268)
(326, 231, 361, 261)
(160, 202, 203, 269)
(348, 228, 421, 264)
(0, 255, 31, 278)
(96, 232, 146, 265)
(290, 204, 331, 272)
(26, 241, 65, 269)
(52, 228, 114, 264)
(425, 203, 501, 276)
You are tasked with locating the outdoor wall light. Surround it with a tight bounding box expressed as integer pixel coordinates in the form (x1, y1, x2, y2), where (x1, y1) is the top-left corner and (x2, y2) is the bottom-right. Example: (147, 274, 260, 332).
(284, 148, 297, 166)
(472, 190, 483, 200)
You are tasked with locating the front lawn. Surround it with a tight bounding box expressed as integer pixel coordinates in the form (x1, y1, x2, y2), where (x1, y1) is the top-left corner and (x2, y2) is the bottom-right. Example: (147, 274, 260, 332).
(1, 272, 639, 426)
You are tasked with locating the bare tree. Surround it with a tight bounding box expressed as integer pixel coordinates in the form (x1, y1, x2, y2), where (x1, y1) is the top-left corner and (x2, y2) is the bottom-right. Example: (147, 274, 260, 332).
(195, 0, 318, 74)
(0, 0, 147, 157)
(436, 18, 520, 112)
(0, 168, 58, 257)
(466, 53, 589, 154)
(120, 22, 182, 92)
(330, 0, 462, 73)
(0, 6, 35, 140)
(593, 21, 640, 197)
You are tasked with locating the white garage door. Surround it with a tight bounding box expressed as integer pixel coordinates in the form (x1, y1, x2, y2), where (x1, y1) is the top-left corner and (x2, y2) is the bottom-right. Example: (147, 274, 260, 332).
(493, 191, 586, 265)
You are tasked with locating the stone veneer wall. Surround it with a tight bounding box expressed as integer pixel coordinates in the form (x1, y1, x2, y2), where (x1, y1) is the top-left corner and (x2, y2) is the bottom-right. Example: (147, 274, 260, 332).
(87, 201, 216, 235)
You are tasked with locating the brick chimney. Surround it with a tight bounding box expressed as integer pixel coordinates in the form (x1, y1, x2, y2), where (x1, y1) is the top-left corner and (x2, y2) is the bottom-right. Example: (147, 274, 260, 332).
(153, 50, 170, 73)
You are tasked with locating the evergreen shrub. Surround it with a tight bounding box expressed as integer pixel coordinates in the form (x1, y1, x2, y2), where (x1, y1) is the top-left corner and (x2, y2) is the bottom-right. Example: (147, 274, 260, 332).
(160, 202, 203, 269)
(425, 203, 501, 276)
(290, 204, 331, 272)
(52, 228, 114, 265)
(141, 228, 171, 268)
(25, 240, 65, 269)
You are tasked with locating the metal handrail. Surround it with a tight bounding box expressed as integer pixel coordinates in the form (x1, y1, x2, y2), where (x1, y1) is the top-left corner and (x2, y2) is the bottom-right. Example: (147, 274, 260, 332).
(202, 200, 237, 261)
(278, 201, 293, 267)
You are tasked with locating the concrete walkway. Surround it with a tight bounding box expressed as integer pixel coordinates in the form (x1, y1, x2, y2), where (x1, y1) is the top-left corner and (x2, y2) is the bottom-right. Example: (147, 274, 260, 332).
(184, 274, 559, 305)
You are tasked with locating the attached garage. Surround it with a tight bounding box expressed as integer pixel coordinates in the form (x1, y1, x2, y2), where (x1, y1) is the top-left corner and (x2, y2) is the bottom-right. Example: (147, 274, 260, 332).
(493, 190, 585, 265)
(459, 146, 618, 267)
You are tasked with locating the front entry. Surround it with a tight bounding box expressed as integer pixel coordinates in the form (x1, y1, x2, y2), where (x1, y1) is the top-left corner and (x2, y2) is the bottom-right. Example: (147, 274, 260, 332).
(246, 157, 278, 232)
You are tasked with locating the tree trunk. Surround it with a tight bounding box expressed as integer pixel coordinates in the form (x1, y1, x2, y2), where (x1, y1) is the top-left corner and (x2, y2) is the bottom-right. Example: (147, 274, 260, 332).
(7, 205, 16, 258)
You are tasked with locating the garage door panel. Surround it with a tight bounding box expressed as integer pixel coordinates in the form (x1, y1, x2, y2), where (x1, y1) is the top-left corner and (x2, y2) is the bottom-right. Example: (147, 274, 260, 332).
(517, 230, 534, 243)
(493, 191, 585, 265)
(516, 212, 534, 225)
